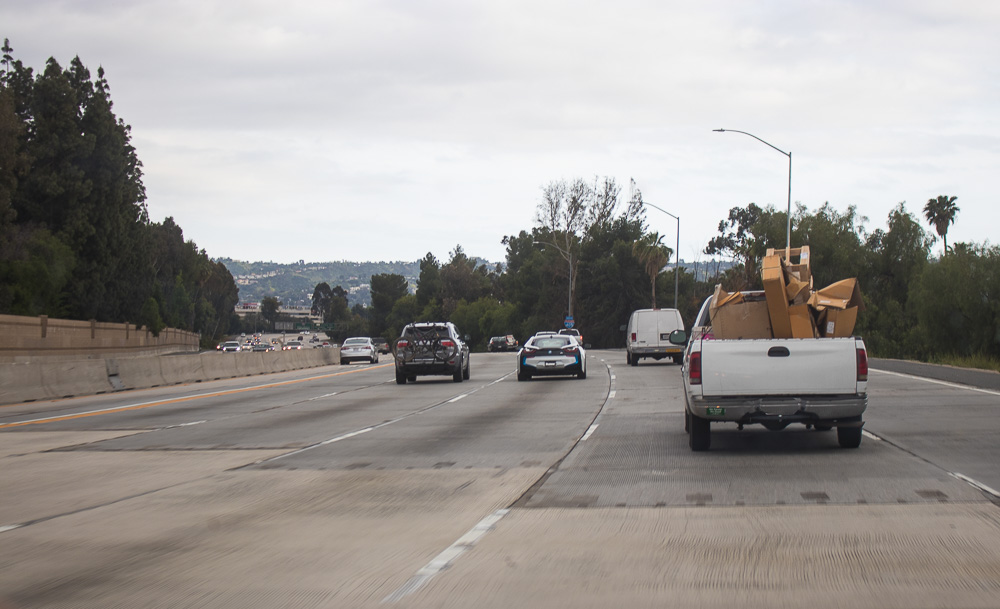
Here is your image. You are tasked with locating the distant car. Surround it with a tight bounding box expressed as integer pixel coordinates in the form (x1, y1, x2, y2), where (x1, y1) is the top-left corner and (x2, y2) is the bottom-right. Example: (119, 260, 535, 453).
(372, 338, 391, 354)
(394, 322, 470, 384)
(283, 341, 304, 350)
(516, 333, 587, 381)
(221, 340, 242, 352)
(251, 343, 272, 352)
(487, 335, 518, 352)
(340, 337, 378, 364)
(558, 328, 583, 345)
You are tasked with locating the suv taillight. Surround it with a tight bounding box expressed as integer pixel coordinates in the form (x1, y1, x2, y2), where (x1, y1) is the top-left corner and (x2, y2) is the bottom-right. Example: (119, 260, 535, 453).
(689, 351, 702, 385)
(857, 348, 868, 382)
(440, 339, 456, 348)
(396, 339, 409, 349)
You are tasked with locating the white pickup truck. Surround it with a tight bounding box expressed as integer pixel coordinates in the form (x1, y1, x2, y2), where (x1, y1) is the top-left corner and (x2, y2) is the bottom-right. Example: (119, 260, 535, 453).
(681, 292, 869, 451)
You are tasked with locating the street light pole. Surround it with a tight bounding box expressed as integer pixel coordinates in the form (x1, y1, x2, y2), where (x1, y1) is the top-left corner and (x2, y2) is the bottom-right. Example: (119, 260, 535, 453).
(641, 202, 680, 310)
(533, 240, 574, 320)
(714, 128, 792, 255)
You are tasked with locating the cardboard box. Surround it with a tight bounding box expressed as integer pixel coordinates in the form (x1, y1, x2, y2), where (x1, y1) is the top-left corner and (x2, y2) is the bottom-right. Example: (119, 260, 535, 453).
(762, 255, 793, 338)
(809, 278, 864, 311)
(810, 278, 864, 337)
(709, 286, 773, 339)
(818, 307, 858, 338)
(785, 277, 811, 305)
(766, 245, 811, 285)
(788, 304, 817, 338)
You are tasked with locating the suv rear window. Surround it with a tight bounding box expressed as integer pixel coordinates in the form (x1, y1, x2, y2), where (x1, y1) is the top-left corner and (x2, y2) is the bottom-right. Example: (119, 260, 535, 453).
(403, 326, 451, 339)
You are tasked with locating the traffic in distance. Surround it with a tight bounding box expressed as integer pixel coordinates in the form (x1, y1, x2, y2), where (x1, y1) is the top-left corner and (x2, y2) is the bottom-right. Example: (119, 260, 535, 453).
(212, 293, 867, 454)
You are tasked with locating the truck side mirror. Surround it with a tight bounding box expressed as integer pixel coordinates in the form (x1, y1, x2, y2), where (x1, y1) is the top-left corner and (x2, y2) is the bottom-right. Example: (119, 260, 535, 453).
(669, 329, 688, 345)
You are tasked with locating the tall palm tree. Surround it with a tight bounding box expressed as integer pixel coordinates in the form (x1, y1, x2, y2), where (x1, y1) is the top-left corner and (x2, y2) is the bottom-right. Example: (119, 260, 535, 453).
(632, 233, 672, 309)
(923, 195, 960, 254)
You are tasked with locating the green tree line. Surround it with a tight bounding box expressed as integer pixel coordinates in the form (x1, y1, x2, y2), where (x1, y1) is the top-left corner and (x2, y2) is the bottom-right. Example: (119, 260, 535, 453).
(0, 42, 238, 346)
(5, 44, 993, 366)
(315, 178, 994, 367)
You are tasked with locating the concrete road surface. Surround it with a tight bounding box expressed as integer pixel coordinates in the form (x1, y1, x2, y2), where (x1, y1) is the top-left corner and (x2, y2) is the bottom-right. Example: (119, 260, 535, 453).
(0, 351, 998, 608)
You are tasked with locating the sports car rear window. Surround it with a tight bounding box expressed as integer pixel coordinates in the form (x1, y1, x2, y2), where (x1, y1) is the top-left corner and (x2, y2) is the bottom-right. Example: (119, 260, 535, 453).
(531, 337, 572, 349)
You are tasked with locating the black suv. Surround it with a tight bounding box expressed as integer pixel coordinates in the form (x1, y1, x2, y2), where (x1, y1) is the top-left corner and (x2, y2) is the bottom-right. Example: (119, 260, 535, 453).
(394, 322, 470, 384)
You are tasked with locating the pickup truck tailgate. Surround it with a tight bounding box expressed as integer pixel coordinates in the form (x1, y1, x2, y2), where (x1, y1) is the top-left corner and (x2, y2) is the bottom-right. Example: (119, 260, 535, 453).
(699, 338, 860, 396)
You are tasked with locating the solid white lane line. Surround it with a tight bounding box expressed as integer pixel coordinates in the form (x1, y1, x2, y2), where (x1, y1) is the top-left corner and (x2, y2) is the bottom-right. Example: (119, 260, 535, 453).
(382, 508, 510, 604)
(862, 430, 881, 441)
(580, 424, 599, 441)
(950, 473, 1000, 499)
(448, 394, 468, 403)
(0, 525, 22, 534)
(871, 369, 1000, 397)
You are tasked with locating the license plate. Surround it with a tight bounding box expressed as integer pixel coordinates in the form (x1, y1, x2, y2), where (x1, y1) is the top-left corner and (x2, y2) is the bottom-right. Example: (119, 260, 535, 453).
(706, 407, 725, 416)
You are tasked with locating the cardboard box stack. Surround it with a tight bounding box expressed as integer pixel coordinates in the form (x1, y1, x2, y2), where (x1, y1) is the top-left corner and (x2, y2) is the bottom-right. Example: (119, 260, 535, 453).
(709, 245, 865, 339)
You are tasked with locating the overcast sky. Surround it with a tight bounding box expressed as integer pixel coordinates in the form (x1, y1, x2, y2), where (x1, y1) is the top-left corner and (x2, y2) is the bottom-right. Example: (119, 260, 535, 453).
(4, 1, 998, 265)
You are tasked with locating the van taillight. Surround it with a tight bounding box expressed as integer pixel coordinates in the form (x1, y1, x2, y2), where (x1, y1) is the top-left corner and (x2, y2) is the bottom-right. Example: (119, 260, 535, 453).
(631, 332, 636, 342)
(857, 348, 868, 382)
(689, 352, 702, 385)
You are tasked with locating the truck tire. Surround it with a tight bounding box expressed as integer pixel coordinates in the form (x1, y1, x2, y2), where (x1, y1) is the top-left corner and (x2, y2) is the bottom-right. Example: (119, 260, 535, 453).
(837, 425, 863, 448)
(689, 414, 711, 451)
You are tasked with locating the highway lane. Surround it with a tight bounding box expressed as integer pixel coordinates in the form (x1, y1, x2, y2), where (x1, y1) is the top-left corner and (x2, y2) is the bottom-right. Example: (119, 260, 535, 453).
(1, 350, 999, 608)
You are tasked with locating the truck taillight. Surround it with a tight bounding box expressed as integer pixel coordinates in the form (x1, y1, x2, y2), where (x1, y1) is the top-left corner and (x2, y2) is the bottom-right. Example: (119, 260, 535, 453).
(857, 348, 868, 382)
(689, 351, 701, 385)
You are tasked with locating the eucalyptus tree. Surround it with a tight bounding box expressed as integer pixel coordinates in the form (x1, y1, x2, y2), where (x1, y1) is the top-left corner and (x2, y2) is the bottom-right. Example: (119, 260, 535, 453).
(369, 273, 408, 337)
(260, 296, 282, 329)
(923, 195, 960, 255)
(632, 232, 672, 309)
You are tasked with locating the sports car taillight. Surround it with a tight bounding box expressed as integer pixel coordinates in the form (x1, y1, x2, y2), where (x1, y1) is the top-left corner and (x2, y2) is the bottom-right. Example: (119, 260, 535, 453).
(522, 347, 538, 355)
(562, 346, 579, 354)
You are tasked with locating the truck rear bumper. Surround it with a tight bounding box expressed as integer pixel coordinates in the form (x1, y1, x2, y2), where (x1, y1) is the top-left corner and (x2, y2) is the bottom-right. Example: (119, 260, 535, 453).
(687, 394, 868, 426)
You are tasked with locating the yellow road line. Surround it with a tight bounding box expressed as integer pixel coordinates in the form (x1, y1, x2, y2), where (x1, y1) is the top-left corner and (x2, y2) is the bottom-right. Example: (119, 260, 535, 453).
(0, 363, 393, 429)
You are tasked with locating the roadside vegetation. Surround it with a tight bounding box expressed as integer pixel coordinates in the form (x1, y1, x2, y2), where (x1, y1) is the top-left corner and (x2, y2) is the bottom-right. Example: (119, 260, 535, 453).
(2, 44, 996, 366)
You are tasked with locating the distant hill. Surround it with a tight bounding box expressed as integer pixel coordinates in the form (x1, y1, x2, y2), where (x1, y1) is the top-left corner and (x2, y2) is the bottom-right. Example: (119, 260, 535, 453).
(216, 259, 423, 308)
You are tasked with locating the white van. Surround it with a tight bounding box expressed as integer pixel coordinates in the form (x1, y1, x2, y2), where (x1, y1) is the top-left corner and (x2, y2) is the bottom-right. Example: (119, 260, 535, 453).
(626, 308, 685, 366)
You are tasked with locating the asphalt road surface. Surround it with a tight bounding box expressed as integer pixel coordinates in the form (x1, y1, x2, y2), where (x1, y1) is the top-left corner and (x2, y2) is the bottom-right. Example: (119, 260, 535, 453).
(1, 351, 999, 608)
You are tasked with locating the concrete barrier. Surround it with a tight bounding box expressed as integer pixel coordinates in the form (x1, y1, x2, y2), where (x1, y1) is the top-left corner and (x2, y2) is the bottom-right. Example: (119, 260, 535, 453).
(0, 358, 113, 404)
(0, 347, 343, 405)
